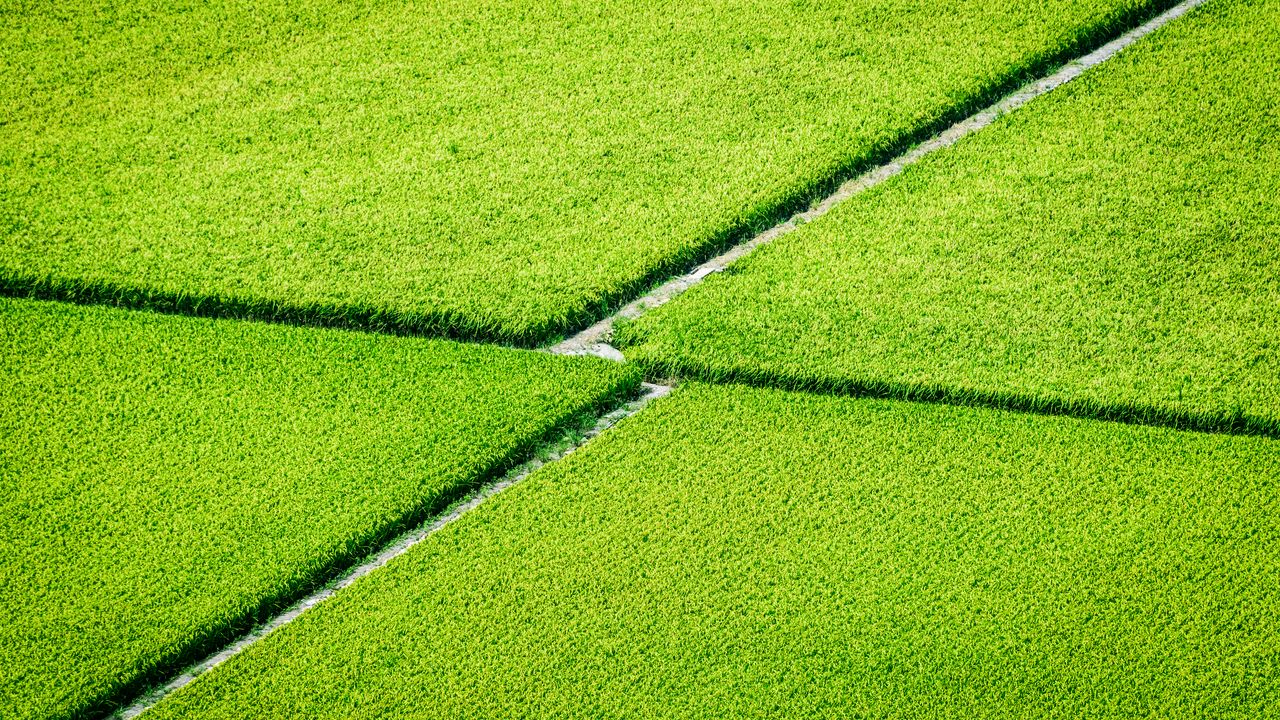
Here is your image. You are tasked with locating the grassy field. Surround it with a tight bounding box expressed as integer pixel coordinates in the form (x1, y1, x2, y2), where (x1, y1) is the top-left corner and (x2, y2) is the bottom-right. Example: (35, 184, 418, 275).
(146, 382, 1279, 718)
(0, 298, 637, 720)
(0, 0, 1180, 343)
(617, 0, 1280, 434)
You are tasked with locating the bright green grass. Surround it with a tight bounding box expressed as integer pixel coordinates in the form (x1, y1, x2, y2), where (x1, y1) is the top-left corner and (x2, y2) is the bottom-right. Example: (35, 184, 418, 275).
(0, 298, 637, 720)
(0, 0, 1180, 344)
(618, 0, 1280, 433)
(148, 382, 1279, 718)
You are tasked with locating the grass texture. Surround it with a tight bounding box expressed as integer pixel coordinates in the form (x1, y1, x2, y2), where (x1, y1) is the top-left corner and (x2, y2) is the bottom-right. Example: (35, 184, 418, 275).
(0, 298, 637, 720)
(618, 0, 1280, 433)
(0, 0, 1181, 344)
(147, 382, 1279, 718)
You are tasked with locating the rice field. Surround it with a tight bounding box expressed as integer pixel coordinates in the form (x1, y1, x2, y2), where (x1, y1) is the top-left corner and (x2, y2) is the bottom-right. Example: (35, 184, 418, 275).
(143, 383, 1280, 718)
(0, 298, 635, 719)
(2, 0, 1178, 343)
(2, 0, 1274, 718)
(617, 0, 1280, 435)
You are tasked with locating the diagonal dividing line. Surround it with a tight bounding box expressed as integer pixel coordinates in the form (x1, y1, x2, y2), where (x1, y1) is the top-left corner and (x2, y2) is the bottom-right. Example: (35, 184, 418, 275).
(110, 382, 672, 719)
(545, 0, 1211, 361)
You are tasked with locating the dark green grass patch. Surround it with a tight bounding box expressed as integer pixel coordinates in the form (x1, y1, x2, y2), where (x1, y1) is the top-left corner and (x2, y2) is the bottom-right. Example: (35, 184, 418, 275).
(1, 0, 1180, 344)
(618, 0, 1280, 433)
(0, 298, 637, 720)
(147, 382, 1279, 718)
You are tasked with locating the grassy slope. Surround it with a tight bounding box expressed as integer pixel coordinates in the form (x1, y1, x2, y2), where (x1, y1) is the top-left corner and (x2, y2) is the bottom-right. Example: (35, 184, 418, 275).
(149, 382, 1279, 718)
(618, 0, 1280, 433)
(0, 0, 1179, 344)
(0, 298, 637, 720)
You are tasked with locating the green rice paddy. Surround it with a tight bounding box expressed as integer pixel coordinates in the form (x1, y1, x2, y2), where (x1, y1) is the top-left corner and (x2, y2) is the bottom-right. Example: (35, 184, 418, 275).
(0, 298, 636, 720)
(146, 382, 1280, 718)
(5, 0, 1275, 716)
(618, 0, 1280, 433)
(1, 0, 1178, 343)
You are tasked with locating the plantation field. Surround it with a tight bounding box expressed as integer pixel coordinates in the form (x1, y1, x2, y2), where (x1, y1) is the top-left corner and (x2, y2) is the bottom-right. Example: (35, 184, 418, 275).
(0, 298, 636, 720)
(146, 382, 1280, 718)
(617, 0, 1280, 433)
(0, 0, 1181, 343)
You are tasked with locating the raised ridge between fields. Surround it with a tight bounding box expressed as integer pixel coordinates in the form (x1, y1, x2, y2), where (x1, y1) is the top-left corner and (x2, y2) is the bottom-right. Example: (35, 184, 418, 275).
(548, 0, 1211, 360)
(2, 0, 1190, 349)
(107, 383, 671, 720)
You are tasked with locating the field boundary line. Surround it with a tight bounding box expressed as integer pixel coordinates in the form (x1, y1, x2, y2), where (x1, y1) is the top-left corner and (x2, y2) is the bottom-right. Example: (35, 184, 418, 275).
(108, 382, 672, 719)
(546, 0, 1210, 360)
(642, 360, 1278, 439)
